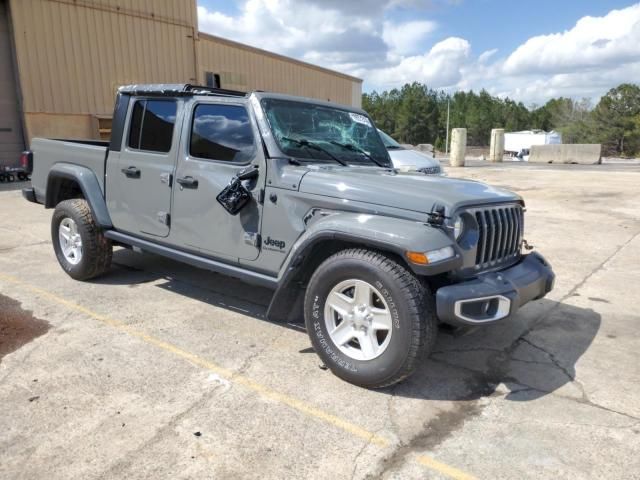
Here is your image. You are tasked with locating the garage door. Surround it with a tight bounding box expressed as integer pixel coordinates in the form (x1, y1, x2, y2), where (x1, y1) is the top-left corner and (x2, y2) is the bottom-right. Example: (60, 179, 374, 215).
(0, 0, 24, 168)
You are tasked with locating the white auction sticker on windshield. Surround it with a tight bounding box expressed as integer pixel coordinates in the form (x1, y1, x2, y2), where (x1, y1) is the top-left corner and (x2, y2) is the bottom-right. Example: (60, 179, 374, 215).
(349, 112, 372, 126)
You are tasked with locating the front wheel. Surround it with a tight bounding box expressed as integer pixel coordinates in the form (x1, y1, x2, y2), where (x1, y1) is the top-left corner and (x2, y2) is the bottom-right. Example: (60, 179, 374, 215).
(51, 199, 113, 280)
(304, 249, 437, 388)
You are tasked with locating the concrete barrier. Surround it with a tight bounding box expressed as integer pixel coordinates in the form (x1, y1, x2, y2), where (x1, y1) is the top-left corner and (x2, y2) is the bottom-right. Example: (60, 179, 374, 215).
(415, 143, 434, 154)
(450, 128, 466, 167)
(489, 128, 505, 162)
(529, 144, 602, 164)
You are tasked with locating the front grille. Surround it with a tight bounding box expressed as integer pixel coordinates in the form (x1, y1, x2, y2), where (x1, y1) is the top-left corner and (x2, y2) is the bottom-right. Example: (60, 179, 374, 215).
(472, 204, 523, 269)
(418, 166, 441, 175)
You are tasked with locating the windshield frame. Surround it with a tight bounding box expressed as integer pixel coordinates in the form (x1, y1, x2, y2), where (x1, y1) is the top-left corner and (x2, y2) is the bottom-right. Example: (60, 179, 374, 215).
(259, 97, 392, 168)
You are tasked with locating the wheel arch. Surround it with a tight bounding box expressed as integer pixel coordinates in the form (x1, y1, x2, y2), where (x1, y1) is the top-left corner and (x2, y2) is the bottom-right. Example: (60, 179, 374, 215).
(45, 164, 112, 229)
(266, 212, 460, 323)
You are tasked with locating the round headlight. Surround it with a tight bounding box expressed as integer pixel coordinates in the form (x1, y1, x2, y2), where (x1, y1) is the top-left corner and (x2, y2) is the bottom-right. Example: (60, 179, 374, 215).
(453, 216, 464, 240)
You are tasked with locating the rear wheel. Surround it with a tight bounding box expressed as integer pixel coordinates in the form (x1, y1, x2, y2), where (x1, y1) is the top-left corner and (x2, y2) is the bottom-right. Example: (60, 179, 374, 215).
(51, 199, 113, 280)
(304, 249, 437, 388)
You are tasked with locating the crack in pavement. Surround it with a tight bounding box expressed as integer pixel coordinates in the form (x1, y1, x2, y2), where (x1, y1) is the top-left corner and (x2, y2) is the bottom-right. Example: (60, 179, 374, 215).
(0, 240, 50, 253)
(369, 229, 640, 478)
(96, 379, 231, 479)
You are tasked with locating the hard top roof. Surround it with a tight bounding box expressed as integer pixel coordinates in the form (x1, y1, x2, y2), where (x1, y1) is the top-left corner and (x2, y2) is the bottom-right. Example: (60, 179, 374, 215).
(117, 84, 247, 98)
(117, 84, 366, 114)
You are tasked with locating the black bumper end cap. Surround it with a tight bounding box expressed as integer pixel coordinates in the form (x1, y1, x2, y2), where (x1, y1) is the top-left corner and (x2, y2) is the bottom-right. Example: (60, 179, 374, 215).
(22, 187, 37, 203)
(436, 252, 555, 326)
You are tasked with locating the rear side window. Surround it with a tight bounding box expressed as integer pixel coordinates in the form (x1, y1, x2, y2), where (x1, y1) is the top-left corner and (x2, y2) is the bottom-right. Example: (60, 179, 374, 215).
(127, 99, 177, 153)
(190, 104, 255, 163)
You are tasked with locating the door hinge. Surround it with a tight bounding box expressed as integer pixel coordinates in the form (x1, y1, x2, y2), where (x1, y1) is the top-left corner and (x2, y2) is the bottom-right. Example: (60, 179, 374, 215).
(244, 232, 260, 247)
(257, 188, 265, 204)
(158, 212, 171, 226)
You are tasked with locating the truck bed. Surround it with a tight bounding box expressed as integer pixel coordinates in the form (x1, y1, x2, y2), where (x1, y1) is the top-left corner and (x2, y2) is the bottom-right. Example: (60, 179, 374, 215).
(30, 138, 108, 202)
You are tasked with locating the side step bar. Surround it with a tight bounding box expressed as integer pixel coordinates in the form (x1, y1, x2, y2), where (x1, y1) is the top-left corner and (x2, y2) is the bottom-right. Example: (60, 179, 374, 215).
(104, 230, 278, 289)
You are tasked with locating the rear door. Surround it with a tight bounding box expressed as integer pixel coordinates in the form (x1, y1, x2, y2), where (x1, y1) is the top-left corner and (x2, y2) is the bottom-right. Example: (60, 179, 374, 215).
(106, 98, 180, 237)
(168, 99, 264, 261)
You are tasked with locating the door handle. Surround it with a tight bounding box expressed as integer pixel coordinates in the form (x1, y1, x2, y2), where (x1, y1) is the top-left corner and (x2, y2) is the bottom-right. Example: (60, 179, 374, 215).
(176, 176, 198, 188)
(121, 166, 140, 178)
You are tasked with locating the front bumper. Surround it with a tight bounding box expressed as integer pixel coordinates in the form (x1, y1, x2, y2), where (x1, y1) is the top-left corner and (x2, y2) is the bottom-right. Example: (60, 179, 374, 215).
(435, 252, 555, 326)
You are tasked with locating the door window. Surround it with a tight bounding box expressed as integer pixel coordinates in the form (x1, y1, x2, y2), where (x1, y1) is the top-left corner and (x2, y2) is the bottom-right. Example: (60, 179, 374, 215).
(127, 99, 177, 153)
(190, 104, 255, 163)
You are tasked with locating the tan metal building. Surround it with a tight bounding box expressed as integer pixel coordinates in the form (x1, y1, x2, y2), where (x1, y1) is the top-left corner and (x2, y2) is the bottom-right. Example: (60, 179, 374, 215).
(0, 0, 362, 166)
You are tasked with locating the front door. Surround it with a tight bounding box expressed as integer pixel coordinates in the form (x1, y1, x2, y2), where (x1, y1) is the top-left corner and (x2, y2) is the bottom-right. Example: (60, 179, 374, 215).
(169, 99, 264, 261)
(106, 98, 180, 237)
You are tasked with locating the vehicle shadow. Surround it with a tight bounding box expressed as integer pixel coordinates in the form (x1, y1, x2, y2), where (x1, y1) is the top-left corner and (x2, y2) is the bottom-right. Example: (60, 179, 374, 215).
(96, 249, 600, 402)
(394, 299, 601, 402)
(93, 249, 296, 328)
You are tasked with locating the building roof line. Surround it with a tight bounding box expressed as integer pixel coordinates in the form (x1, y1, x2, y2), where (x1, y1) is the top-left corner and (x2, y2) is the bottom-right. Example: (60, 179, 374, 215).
(197, 32, 363, 84)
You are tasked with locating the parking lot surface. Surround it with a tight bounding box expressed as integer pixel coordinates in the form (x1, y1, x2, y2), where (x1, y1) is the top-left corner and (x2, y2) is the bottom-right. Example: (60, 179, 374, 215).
(1, 164, 639, 479)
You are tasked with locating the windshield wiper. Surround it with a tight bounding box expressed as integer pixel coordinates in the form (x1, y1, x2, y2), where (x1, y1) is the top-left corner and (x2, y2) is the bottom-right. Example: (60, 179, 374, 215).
(330, 141, 386, 167)
(280, 136, 348, 166)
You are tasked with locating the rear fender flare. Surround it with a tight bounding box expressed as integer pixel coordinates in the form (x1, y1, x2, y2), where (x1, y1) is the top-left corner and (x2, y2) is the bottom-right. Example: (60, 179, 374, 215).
(45, 163, 112, 229)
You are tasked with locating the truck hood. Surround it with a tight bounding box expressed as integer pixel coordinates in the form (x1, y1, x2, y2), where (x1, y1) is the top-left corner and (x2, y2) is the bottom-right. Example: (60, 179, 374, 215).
(299, 167, 520, 214)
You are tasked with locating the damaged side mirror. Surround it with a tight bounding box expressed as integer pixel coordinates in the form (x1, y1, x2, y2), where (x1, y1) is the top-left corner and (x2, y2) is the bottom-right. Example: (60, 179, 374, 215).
(216, 165, 259, 215)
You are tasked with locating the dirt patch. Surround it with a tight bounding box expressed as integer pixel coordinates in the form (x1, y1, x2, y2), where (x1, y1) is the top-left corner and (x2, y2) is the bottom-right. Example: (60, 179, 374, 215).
(0, 294, 50, 362)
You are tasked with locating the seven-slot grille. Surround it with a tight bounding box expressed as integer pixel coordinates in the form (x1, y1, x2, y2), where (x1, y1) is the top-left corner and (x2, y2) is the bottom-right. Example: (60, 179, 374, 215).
(472, 204, 523, 269)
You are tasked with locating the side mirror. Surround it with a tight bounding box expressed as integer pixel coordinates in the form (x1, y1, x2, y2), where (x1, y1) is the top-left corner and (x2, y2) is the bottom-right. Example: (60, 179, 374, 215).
(237, 165, 259, 181)
(216, 165, 259, 215)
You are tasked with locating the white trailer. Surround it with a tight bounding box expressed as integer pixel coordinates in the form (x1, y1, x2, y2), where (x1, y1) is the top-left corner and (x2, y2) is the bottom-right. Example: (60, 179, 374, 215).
(504, 130, 562, 158)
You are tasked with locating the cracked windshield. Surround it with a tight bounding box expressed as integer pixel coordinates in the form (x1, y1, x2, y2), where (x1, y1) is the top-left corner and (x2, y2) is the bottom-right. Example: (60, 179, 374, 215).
(261, 98, 391, 167)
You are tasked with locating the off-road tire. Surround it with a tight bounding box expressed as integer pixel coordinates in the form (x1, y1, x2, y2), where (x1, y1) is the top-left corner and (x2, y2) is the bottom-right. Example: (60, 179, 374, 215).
(52, 199, 113, 280)
(304, 248, 437, 388)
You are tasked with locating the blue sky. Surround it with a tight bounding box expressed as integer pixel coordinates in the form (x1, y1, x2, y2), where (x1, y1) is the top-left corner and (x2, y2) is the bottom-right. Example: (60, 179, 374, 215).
(196, 1, 640, 105)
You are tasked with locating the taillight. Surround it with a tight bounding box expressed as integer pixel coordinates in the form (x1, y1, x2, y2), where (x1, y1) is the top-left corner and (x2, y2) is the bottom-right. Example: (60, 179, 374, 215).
(20, 151, 33, 173)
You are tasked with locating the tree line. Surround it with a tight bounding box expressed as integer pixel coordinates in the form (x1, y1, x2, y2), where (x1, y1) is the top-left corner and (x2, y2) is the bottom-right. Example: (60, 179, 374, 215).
(362, 82, 640, 157)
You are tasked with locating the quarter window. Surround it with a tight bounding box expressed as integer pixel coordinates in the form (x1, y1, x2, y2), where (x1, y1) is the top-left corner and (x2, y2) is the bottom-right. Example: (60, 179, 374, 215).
(190, 104, 255, 163)
(127, 99, 177, 153)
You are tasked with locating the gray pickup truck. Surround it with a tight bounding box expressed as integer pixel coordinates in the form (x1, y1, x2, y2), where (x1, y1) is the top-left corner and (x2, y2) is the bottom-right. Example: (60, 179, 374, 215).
(23, 84, 554, 388)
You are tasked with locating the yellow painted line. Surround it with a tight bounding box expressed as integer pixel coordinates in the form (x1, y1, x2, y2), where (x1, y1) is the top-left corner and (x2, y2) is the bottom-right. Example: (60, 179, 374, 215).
(417, 455, 478, 480)
(0, 272, 477, 480)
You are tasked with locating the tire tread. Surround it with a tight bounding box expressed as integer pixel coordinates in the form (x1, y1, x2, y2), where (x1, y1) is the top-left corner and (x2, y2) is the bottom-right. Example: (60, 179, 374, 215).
(306, 248, 437, 388)
(52, 199, 112, 280)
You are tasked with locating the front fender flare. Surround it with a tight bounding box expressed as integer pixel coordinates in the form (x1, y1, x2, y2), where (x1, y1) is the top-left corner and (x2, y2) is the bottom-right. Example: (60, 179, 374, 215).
(266, 212, 461, 322)
(45, 163, 113, 229)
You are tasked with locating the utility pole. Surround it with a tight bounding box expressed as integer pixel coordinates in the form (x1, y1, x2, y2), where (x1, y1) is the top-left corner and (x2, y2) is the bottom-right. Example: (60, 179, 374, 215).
(445, 98, 450, 155)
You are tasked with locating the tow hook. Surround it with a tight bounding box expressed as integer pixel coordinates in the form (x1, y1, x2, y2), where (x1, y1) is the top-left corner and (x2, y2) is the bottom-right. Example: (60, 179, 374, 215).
(522, 239, 534, 251)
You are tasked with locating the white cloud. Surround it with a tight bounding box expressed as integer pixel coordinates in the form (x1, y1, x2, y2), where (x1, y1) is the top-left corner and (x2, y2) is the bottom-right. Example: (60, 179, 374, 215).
(382, 20, 436, 56)
(478, 48, 498, 64)
(197, 0, 390, 75)
(503, 4, 640, 75)
(197, 1, 640, 105)
(369, 37, 470, 88)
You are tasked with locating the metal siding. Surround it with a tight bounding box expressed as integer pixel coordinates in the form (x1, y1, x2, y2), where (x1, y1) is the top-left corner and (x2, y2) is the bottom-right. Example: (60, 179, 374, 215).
(197, 35, 362, 107)
(9, 0, 196, 115)
(0, 0, 25, 165)
(8, 0, 362, 144)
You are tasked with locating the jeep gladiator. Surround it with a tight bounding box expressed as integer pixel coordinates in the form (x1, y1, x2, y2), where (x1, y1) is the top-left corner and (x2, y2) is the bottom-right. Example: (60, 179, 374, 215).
(23, 84, 555, 388)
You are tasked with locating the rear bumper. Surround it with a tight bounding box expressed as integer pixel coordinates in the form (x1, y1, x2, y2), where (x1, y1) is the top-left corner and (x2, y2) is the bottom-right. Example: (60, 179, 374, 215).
(435, 252, 555, 326)
(22, 187, 37, 203)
